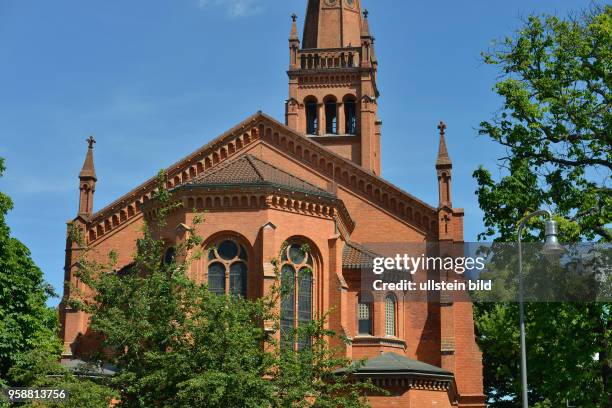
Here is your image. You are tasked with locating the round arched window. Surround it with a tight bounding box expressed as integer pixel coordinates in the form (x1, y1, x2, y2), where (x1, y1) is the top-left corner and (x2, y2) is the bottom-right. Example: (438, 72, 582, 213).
(280, 243, 314, 351)
(207, 239, 248, 297)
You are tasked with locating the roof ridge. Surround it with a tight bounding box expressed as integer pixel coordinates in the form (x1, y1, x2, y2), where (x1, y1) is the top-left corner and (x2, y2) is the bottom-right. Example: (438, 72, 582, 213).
(190, 154, 255, 183)
(244, 155, 264, 181)
(186, 152, 333, 198)
(245, 154, 327, 193)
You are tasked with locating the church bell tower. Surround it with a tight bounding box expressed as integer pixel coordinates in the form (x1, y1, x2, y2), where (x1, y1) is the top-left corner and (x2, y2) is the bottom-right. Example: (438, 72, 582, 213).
(285, 0, 381, 175)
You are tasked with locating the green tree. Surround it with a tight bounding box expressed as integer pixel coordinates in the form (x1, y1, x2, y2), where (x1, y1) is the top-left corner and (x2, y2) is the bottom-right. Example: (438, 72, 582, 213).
(71, 172, 376, 408)
(473, 6, 611, 408)
(0, 158, 60, 385)
(0, 157, 116, 408)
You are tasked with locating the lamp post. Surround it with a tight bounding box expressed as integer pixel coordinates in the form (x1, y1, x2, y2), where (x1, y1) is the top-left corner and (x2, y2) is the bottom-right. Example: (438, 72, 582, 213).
(517, 210, 564, 408)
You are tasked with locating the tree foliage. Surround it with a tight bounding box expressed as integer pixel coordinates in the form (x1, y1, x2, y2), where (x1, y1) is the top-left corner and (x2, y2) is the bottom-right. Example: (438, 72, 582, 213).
(0, 157, 116, 408)
(69, 171, 377, 408)
(0, 158, 60, 385)
(472, 6, 611, 408)
(474, 5, 611, 242)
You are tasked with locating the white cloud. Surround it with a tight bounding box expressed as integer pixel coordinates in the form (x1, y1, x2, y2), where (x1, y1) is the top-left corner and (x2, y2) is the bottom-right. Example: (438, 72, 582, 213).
(197, 0, 263, 18)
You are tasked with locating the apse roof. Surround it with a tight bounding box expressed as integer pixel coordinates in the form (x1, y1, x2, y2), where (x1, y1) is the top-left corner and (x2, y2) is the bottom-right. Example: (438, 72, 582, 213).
(185, 154, 334, 198)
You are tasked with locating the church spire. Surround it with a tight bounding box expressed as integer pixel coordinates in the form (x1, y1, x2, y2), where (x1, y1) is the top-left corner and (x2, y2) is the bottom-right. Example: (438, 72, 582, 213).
(78, 136, 97, 216)
(303, 0, 363, 49)
(288, 13, 300, 70)
(436, 122, 452, 208)
(436, 121, 452, 167)
(80, 136, 97, 180)
(361, 8, 371, 37)
(289, 13, 299, 41)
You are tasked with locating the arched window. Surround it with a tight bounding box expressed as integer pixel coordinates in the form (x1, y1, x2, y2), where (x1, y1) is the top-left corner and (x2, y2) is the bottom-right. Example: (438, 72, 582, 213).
(385, 293, 397, 337)
(344, 97, 357, 135)
(324, 98, 338, 135)
(357, 292, 373, 335)
(305, 98, 318, 135)
(280, 242, 314, 351)
(207, 238, 248, 297)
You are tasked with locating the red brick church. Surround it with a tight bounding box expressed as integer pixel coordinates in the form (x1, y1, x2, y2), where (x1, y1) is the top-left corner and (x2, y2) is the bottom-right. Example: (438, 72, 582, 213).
(60, 0, 485, 406)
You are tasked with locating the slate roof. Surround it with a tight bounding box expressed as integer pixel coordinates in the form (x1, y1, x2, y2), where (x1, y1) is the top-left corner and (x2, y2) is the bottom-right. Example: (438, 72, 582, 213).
(185, 154, 334, 198)
(340, 352, 452, 377)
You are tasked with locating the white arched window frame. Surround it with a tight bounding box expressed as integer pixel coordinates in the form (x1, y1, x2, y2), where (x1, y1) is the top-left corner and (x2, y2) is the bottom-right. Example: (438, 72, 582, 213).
(385, 293, 397, 337)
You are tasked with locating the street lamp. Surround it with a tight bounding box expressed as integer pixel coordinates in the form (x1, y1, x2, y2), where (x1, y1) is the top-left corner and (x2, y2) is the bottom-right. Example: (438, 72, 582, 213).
(517, 210, 563, 408)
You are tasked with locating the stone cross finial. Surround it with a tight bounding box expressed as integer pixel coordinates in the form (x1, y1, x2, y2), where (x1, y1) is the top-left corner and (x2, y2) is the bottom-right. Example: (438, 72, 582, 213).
(87, 135, 96, 149)
(438, 121, 446, 137)
(363, 9, 369, 19)
(291, 13, 297, 22)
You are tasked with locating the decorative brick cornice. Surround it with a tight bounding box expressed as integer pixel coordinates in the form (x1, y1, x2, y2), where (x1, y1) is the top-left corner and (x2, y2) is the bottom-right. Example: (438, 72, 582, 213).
(368, 376, 453, 392)
(351, 336, 407, 350)
(359, 372, 459, 404)
(156, 185, 357, 236)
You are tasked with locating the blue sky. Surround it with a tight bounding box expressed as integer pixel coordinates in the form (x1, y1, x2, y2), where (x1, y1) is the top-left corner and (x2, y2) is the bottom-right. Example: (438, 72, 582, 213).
(0, 0, 589, 306)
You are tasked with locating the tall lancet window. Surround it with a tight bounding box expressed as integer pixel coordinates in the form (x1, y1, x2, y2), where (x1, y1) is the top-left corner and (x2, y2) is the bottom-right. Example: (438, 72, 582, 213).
(385, 293, 397, 337)
(280, 242, 314, 351)
(324, 97, 338, 134)
(305, 97, 318, 135)
(207, 238, 248, 297)
(344, 97, 357, 135)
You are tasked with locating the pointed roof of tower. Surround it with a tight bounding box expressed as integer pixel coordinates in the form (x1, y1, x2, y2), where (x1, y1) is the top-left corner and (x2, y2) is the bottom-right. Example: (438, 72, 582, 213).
(302, 0, 363, 49)
(370, 36, 378, 63)
(289, 13, 300, 41)
(79, 136, 97, 180)
(436, 121, 452, 167)
(361, 9, 371, 37)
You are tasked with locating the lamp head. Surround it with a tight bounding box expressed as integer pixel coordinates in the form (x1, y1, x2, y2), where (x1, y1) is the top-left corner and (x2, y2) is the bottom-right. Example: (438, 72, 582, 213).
(542, 220, 564, 256)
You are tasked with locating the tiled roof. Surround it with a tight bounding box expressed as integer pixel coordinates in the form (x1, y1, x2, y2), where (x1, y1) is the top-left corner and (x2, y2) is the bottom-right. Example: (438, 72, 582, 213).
(340, 352, 452, 377)
(186, 154, 334, 198)
(343, 241, 381, 269)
